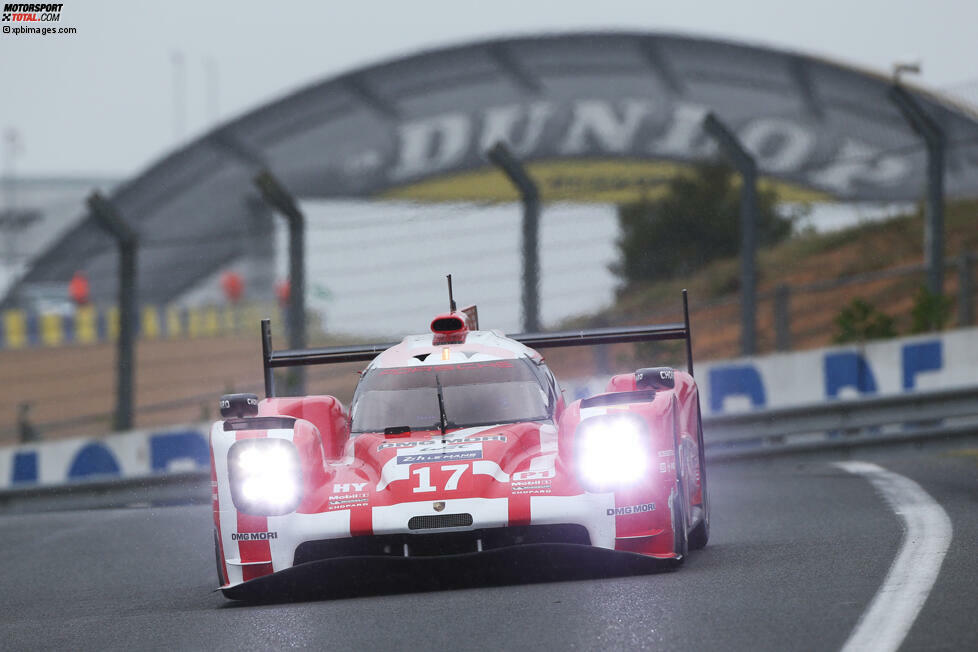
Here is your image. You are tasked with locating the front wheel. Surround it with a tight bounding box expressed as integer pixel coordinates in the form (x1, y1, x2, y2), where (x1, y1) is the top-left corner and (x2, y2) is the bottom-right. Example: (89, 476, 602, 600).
(214, 530, 226, 587)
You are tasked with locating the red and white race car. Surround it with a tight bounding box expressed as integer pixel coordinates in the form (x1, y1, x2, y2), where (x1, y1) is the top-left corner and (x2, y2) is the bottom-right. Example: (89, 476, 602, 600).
(210, 291, 709, 599)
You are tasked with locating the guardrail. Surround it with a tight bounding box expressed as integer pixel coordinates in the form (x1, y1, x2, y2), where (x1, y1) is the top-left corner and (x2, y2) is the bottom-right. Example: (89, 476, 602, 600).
(0, 471, 210, 514)
(2, 385, 977, 512)
(703, 384, 978, 458)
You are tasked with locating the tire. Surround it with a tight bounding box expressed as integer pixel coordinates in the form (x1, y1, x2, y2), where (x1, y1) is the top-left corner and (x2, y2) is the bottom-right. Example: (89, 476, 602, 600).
(688, 510, 709, 550)
(672, 486, 688, 565)
(214, 530, 226, 587)
(688, 402, 710, 550)
(688, 494, 710, 549)
(670, 404, 689, 565)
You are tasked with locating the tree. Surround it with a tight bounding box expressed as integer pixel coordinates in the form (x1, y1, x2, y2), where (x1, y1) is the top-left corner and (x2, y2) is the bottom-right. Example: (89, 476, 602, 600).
(611, 161, 794, 288)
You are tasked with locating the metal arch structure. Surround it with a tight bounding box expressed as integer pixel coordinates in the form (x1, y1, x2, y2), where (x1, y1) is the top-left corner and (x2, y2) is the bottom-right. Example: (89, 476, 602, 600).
(6, 31, 978, 307)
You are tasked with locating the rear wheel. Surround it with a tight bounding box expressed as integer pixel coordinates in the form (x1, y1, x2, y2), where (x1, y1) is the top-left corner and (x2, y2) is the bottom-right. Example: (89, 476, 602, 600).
(689, 511, 709, 550)
(671, 409, 689, 565)
(688, 403, 710, 550)
(688, 495, 710, 549)
(672, 486, 689, 564)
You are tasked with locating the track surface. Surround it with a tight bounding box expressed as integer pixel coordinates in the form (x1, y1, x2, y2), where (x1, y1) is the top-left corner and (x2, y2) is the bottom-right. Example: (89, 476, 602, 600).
(1, 446, 975, 651)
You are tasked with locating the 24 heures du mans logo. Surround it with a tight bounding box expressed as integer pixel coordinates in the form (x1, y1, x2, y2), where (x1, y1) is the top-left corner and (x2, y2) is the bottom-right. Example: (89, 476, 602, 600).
(2, 3, 63, 21)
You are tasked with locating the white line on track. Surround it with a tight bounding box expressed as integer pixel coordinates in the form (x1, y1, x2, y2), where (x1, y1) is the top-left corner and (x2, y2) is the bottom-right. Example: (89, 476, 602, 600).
(834, 461, 953, 652)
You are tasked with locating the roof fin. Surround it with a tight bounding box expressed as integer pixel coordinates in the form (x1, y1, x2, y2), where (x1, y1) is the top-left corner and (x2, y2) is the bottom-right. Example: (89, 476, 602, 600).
(447, 274, 457, 312)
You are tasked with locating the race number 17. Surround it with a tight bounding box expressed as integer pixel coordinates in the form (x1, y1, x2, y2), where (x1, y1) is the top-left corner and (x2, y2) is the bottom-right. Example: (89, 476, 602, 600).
(412, 464, 468, 493)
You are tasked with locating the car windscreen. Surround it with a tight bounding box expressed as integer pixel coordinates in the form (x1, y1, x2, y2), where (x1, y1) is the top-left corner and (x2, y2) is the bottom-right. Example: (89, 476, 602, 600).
(350, 359, 550, 433)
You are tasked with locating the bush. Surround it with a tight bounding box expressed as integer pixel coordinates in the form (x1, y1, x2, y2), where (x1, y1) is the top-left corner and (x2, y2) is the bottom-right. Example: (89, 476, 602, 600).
(611, 161, 795, 289)
(833, 299, 897, 343)
(910, 286, 953, 333)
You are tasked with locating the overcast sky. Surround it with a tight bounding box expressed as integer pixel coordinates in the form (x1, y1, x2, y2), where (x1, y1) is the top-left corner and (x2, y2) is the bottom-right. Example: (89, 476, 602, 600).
(1, 0, 975, 177)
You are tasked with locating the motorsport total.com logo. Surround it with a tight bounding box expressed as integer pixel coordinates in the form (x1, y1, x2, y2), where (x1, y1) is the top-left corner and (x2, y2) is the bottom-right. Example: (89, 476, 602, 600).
(2, 3, 63, 21)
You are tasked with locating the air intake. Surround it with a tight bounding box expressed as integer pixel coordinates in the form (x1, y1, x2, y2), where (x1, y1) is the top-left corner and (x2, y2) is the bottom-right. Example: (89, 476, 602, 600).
(408, 513, 474, 530)
(431, 316, 464, 332)
(430, 312, 469, 344)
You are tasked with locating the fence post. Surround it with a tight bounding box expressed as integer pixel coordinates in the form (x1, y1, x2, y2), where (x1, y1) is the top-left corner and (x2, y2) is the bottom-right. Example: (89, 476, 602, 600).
(960, 252, 974, 327)
(889, 85, 945, 297)
(87, 192, 138, 431)
(774, 284, 791, 351)
(487, 141, 541, 333)
(702, 112, 758, 356)
(254, 170, 306, 395)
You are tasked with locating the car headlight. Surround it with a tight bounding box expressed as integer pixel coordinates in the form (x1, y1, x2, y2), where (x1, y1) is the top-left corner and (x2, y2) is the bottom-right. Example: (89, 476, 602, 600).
(576, 415, 650, 489)
(227, 439, 302, 515)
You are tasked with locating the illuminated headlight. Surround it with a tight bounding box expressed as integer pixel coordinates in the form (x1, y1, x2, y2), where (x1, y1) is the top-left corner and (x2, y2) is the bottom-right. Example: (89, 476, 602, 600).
(576, 415, 649, 489)
(227, 439, 302, 515)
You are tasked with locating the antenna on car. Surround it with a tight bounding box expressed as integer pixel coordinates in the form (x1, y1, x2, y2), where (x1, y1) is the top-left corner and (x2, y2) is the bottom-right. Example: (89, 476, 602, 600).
(446, 274, 457, 312)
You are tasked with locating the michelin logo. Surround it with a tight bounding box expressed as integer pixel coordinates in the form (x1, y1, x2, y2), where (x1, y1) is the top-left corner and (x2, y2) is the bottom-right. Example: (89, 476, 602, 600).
(607, 503, 655, 516)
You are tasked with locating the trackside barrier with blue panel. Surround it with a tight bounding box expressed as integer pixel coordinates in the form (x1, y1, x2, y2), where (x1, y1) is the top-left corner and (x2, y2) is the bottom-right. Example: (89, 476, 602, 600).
(562, 327, 978, 416)
(0, 304, 283, 350)
(0, 424, 210, 489)
(699, 328, 975, 414)
(4, 327, 977, 493)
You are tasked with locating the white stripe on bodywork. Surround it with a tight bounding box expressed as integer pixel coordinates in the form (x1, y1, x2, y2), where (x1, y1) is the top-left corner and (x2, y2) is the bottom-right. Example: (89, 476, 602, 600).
(834, 461, 953, 652)
(371, 331, 541, 369)
(472, 459, 509, 483)
(579, 406, 609, 421)
(530, 493, 616, 549)
(528, 423, 558, 475)
(211, 422, 244, 585)
(266, 509, 352, 570)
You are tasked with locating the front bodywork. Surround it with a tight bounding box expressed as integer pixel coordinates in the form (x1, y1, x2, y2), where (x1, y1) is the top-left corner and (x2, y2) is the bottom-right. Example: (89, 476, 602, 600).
(210, 371, 706, 596)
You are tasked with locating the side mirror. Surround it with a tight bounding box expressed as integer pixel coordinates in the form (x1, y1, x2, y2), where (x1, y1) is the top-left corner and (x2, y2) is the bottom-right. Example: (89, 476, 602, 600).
(220, 393, 259, 418)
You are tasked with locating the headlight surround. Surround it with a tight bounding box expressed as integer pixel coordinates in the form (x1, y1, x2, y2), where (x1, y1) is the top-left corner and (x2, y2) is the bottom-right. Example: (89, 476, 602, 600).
(575, 414, 650, 490)
(227, 438, 303, 515)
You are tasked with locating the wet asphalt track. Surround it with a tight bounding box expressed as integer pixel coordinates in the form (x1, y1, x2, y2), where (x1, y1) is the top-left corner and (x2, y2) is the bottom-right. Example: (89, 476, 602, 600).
(0, 446, 975, 651)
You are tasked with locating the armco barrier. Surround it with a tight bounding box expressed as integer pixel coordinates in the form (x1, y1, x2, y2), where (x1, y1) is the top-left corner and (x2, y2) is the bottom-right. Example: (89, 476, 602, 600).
(0, 471, 211, 514)
(0, 304, 282, 350)
(702, 384, 978, 458)
(0, 423, 210, 490)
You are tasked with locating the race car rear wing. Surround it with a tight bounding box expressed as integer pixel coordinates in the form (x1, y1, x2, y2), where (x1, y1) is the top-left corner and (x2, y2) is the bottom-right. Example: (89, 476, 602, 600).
(261, 290, 695, 397)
